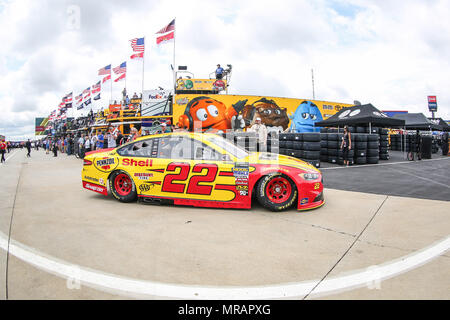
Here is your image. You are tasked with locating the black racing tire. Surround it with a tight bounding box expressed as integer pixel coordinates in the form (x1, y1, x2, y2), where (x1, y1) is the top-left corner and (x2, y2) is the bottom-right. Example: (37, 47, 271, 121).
(367, 149, 379, 157)
(279, 141, 287, 148)
(355, 157, 367, 165)
(293, 141, 303, 150)
(327, 133, 338, 141)
(279, 133, 289, 141)
(109, 170, 137, 203)
(367, 134, 379, 142)
(320, 127, 328, 133)
(355, 134, 368, 142)
(320, 155, 328, 162)
(328, 148, 338, 156)
(320, 140, 328, 148)
(327, 141, 339, 149)
(368, 141, 379, 149)
(303, 133, 321, 142)
(379, 153, 390, 160)
(355, 141, 368, 149)
(380, 128, 389, 135)
(303, 142, 321, 151)
(354, 150, 366, 157)
(328, 156, 338, 163)
(304, 150, 320, 160)
(293, 134, 303, 141)
(367, 156, 379, 164)
(256, 174, 298, 212)
(320, 148, 328, 155)
(285, 141, 294, 149)
(293, 150, 303, 159)
(356, 126, 366, 133)
(320, 133, 328, 141)
(380, 141, 389, 147)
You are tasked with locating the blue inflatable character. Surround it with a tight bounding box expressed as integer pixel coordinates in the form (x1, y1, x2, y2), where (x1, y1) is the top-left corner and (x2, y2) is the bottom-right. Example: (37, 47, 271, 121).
(289, 101, 324, 133)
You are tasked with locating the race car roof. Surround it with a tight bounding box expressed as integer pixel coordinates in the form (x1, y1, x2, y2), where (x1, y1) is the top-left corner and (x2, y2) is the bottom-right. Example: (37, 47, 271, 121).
(315, 104, 405, 128)
(392, 113, 443, 130)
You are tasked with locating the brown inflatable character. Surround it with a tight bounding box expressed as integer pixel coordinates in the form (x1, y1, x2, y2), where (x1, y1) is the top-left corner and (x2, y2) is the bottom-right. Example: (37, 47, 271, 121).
(242, 98, 290, 131)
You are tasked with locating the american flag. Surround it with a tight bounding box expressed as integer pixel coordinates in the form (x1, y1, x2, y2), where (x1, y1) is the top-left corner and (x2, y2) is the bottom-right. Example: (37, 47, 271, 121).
(63, 92, 73, 103)
(92, 81, 101, 94)
(102, 74, 111, 83)
(114, 73, 126, 82)
(156, 19, 175, 34)
(98, 64, 111, 75)
(130, 37, 145, 52)
(113, 62, 127, 74)
(58, 102, 65, 110)
(83, 87, 91, 99)
(75, 93, 83, 104)
(130, 52, 144, 60)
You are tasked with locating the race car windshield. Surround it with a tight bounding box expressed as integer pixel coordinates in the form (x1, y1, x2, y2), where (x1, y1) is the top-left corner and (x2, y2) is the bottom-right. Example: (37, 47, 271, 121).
(204, 135, 248, 159)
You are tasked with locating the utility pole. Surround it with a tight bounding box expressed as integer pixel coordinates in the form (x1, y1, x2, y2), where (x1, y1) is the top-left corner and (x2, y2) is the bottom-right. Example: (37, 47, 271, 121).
(311, 69, 316, 100)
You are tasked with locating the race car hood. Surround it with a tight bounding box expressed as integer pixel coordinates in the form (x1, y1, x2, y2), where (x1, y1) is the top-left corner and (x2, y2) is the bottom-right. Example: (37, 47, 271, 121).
(242, 152, 320, 173)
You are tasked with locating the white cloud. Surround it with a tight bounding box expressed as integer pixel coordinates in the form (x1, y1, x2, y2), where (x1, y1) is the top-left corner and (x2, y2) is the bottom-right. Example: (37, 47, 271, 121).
(0, 0, 449, 140)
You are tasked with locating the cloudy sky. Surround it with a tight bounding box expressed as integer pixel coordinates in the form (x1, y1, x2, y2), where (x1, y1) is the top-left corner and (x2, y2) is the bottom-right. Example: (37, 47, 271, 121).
(0, 0, 449, 140)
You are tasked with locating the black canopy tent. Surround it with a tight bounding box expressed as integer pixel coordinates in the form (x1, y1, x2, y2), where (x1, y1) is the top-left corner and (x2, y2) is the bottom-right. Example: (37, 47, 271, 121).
(392, 113, 443, 131)
(315, 104, 405, 129)
(427, 117, 450, 132)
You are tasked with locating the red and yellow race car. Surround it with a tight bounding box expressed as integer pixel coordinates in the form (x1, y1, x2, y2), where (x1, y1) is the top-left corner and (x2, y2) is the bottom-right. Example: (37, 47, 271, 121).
(81, 132, 324, 211)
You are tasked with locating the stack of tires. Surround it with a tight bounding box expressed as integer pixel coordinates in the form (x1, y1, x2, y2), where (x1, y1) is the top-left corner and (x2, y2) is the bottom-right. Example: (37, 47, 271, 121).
(406, 134, 417, 153)
(326, 132, 340, 164)
(353, 133, 368, 165)
(278, 133, 321, 168)
(320, 133, 328, 163)
(367, 134, 380, 164)
(379, 129, 390, 160)
(233, 132, 258, 152)
(302, 133, 321, 168)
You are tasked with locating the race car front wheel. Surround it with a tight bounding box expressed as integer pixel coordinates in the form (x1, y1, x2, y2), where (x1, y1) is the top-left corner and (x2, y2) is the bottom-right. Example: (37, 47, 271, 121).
(256, 174, 298, 212)
(109, 170, 137, 203)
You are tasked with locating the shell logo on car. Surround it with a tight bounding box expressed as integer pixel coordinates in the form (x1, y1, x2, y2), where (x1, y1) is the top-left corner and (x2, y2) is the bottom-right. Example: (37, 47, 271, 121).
(81, 132, 325, 212)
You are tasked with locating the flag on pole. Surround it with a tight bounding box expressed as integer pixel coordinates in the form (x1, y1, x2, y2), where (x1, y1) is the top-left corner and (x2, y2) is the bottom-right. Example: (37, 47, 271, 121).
(84, 98, 92, 106)
(75, 94, 83, 104)
(77, 104, 84, 110)
(156, 19, 175, 45)
(156, 31, 174, 44)
(156, 19, 175, 34)
(92, 81, 101, 94)
(114, 73, 126, 82)
(58, 102, 65, 110)
(130, 38, 145, 52)
(83, 87, 91, 99)
(113, 62, 127, 74)
(94, 93, 101, 101)
(63, 92, 73, 103)
(98, 64, 111, 75)
(130, 52, 144, 60)
(102, 74, 111, 83)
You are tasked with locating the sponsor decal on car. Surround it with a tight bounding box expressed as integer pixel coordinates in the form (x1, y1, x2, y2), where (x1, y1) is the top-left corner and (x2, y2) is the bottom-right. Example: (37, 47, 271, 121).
(83, 181, 107, 195)
(134, 173, 154, 180)
(94, 157, 118, 172)
(300, 197, 309, 205)
(99, 178, 105, 185)
(314, 183, 321, 190)
(122, 158, 153, 167)
(84, 176, 99, 183)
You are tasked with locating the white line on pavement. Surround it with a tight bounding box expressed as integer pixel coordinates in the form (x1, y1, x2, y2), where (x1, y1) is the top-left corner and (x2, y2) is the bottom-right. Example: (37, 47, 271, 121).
(321, 156, 450, 170)
(0, 231, 448, 299)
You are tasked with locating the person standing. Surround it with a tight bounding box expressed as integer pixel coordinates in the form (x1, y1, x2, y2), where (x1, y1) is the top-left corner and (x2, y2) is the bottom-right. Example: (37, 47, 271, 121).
(97, 131, 105, 150)
(7, 141, 11, 153)
(340, 125, 352, 167)
(84, 134, 91, 153)
(26, 139, 32, 157)
(442, 132, 449, 156)
(215, 64, 224, 79)
(127, 127, 140, 142)
(247, 117, 268, 152)
(46, 139, 50, 154)
(52, 140, 58, 157)
(91, 133, 97, 151)
(107, 126, 118, 149)
(0, 139, 6, 163)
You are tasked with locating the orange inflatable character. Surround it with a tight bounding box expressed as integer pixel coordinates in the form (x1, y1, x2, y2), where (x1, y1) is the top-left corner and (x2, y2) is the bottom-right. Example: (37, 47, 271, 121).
(177, 96, 247, 132)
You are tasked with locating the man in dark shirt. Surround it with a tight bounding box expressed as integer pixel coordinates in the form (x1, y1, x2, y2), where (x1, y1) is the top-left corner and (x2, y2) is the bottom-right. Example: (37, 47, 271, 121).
(26, 139, 32, 157)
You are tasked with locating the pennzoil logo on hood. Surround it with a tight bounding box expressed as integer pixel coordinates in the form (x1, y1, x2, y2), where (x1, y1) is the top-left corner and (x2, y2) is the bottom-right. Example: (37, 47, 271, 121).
(94, 157, 118, 173)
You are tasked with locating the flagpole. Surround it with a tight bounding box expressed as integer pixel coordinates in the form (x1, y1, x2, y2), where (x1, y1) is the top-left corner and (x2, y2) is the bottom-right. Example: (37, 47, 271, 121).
(142, 36, 145, 97)
(110, 69, 113, 106)
(173, 18, 176, 92)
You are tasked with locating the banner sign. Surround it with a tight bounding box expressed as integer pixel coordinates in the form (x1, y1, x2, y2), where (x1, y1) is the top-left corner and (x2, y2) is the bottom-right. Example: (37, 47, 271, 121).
(141, 90, 171, 116)
(176, 78, 227, 92)
(35, 117, 49, 135)
(428, 96, 437, 112)
(173, 94, 353, 133)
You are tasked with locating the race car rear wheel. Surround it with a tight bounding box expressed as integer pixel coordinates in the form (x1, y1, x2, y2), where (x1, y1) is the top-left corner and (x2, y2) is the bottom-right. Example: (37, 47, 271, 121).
(109, 170, 137, 203)
(256, 174, 298, 212)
